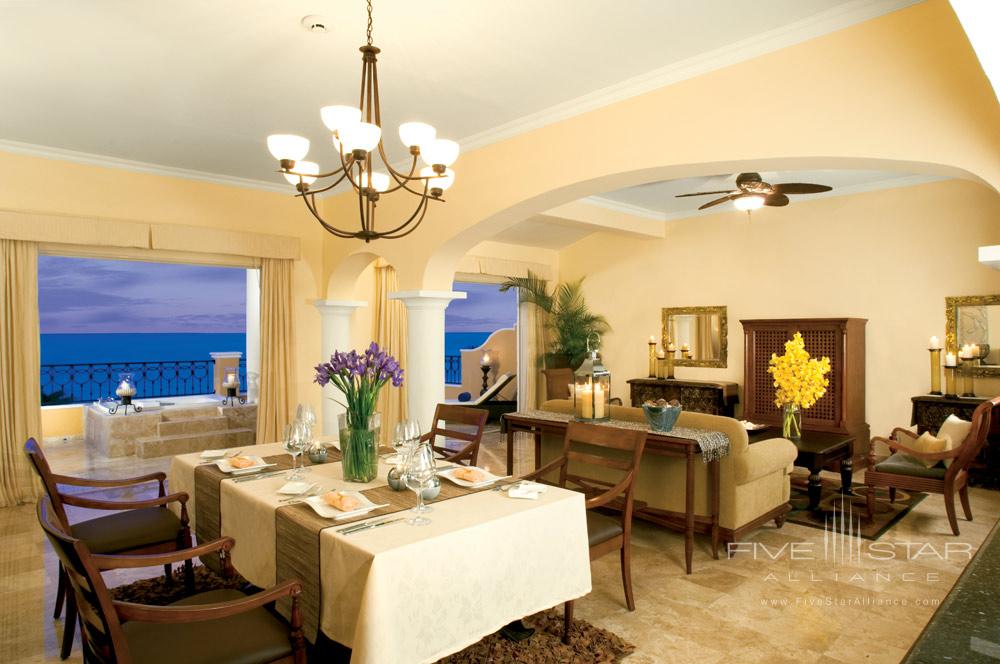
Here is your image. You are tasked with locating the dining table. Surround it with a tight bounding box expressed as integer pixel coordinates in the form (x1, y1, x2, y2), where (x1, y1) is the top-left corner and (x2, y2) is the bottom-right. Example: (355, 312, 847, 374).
(169, 441, 592, 664)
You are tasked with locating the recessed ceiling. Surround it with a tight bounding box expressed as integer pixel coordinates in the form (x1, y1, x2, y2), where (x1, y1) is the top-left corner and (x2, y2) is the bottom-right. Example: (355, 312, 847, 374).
(492, 218, 596, 251)
(594, 169, 941, 219)
(0, 0, 916, 187)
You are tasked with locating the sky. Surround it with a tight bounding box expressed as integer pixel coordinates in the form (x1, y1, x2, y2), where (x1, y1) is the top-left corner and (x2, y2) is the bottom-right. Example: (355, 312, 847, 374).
(445, 281, 518, 333)
(38, 256, 247, 334)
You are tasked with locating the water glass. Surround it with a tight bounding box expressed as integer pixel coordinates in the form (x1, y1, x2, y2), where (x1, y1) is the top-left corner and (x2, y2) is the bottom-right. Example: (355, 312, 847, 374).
(404, 442, 435, 525)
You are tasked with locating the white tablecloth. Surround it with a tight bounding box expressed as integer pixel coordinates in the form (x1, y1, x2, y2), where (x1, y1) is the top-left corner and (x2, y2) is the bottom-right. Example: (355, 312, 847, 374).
(168, 446, 592, 664)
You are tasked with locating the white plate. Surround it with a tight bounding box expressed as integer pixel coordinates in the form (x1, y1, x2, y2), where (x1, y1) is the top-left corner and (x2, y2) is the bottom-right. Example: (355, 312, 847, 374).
(438, 466, 507, 488)
(200, 449, 228, 459)
(304, 491, 383, 520)
(278, 481, 313, 495)
(216, 455, 271, 474)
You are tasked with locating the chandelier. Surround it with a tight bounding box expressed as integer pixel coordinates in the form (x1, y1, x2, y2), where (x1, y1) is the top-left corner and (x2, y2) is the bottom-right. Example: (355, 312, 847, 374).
(265, 0, 458, 242)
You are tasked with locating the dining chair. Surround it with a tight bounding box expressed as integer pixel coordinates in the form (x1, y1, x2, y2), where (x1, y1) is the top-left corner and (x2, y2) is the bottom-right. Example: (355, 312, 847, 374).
(35, 496, 306, 664)
(420, 403, 490, 466)
(24, 438, 194, 659)
(525, 421, 648, 643)
(865, 396, 999, 535)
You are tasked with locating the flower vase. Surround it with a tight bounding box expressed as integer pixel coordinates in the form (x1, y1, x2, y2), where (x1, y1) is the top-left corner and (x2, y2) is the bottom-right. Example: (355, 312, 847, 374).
(338, 412, 380, 482)
(782, 403, 802, 441)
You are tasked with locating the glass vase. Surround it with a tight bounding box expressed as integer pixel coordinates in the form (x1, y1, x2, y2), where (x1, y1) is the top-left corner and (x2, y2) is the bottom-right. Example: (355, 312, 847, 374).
(338, 412, 380, 482)
(782, 403, 802, 441)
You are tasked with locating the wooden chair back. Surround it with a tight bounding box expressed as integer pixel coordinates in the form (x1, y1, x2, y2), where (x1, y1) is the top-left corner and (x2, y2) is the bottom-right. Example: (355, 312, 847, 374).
(426, 403, 489, 466)
(951, 396, 1000, 474)
(542, 368, 574, 402)
(36, 496, 128, 664)
(555, 422, 648, 516)
(24, 438, 71, 529)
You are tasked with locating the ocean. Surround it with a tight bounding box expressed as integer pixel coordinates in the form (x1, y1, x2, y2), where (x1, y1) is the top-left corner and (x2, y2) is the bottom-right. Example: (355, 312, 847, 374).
(444, 332, 492, 358)
(41, 333, 247, 365)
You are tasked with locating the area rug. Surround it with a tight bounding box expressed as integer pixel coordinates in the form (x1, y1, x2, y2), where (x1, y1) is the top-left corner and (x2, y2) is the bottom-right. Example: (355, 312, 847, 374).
(111, 567, 635, 663)
(785, 474, 926, 540)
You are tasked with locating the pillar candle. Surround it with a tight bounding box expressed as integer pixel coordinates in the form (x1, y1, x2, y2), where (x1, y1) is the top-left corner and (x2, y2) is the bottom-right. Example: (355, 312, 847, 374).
(594, 383, 605, 418)
(945, 352, 957, 367)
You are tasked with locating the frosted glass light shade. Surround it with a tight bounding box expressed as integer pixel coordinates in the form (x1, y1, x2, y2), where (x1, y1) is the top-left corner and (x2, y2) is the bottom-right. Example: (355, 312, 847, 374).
(398, 122, 436, 149)
(331, 134, 347, 156)
(320, 105, 362, 132)
(267, 134, 310, 162)
(421, 138, 460, 167)
(421, 166, 455, 191)
(734, 195, 765, 211)
(283, 161, 319, 185)
(339, 122, 382, 153)
(360, 171, 390, 192)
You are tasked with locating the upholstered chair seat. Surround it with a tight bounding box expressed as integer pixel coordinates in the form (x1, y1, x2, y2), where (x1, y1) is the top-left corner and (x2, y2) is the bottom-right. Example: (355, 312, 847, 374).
(121, 589, 295, 664)
(72, 508, 184, 554)
(586, 511, 624, 548)
(873, 453, 947, 480)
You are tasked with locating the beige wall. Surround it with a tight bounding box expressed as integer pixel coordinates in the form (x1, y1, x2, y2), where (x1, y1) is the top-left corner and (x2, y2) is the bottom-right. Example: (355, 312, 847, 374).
(557, 179, 1000, 439)
(450, 328, 517, 400)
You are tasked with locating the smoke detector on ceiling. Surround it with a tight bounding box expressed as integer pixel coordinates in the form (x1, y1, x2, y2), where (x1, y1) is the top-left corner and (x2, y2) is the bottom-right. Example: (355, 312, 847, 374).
(301, 15, 329, 33)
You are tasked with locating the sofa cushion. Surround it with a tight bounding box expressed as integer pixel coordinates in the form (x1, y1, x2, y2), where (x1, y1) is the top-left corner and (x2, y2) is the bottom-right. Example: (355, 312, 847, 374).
(71, 507, 182, 554)
(586, 511, 624, 548)
(735, 437, 798, 485)
(121, 589, 293, 664)
(874, 452, 947, 479)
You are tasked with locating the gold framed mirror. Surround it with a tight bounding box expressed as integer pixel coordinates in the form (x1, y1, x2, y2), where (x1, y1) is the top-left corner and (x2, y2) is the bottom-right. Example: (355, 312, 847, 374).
(661, 306, 727, 368)
(945, 295, 1000, 376)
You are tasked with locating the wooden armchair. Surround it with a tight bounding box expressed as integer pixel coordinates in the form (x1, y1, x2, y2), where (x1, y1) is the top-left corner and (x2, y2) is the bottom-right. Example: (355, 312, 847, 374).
(420, 403, 489, 467)
(24, 438, 193, 659)
(865, 396, 999, 535)
(36, 496, 306, 664)
(525, 421, 647, 643)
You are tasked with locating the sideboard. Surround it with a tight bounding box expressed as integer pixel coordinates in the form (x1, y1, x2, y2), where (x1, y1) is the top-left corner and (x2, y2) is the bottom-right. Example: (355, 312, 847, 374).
(911, 395, 999, 488)
(626, 378, 739, 417)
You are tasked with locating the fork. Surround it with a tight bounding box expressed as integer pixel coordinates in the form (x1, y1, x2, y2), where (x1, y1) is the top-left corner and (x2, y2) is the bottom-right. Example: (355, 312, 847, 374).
(199, 449, 242, 464)
(279, 485, 322, 504)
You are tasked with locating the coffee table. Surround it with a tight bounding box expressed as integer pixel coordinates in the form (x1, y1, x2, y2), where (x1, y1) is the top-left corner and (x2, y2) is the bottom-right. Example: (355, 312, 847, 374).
(749, 429, 855, 511)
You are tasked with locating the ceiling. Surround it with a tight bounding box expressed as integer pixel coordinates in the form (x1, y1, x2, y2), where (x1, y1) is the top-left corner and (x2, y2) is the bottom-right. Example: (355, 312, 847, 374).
(0, 0, 917, 187)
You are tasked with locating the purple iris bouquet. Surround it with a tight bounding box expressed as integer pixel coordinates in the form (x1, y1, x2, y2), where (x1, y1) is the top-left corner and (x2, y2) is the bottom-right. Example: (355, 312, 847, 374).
(314, 342, 403, 481)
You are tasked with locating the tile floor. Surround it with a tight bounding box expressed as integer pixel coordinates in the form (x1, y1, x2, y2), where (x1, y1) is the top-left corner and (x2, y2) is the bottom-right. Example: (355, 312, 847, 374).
(2, 433, 997, 663)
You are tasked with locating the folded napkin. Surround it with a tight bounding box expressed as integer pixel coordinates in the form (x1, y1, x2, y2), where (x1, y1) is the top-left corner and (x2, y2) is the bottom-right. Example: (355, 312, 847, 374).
(508, 481, 548, 500)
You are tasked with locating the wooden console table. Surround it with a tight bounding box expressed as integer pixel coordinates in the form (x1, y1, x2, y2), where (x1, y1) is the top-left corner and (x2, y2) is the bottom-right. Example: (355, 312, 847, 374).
(911, 395, 999, 487)
(503, 411, 721, 574)
(626, 378, 739, 417)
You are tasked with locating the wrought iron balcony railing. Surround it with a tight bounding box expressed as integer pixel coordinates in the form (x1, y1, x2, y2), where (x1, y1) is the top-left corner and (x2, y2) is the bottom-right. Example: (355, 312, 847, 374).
(444, 354, 461, 385)
(40, 359, 248, 406)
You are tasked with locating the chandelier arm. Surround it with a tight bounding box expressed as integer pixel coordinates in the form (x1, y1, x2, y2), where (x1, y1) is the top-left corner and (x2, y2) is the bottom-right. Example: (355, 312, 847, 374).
(377, 198, 431, 239)
(377, 153, 430, 196)
(371, 50, 382, 128)
(302, 194, 359, 239)
(356, 162, 369, 233)
(292, 170, 352, 197)
(374, 186, 431, 237)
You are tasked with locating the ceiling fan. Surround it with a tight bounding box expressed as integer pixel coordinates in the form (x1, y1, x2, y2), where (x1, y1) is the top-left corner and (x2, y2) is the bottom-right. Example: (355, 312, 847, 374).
(676, 172, 833, 213)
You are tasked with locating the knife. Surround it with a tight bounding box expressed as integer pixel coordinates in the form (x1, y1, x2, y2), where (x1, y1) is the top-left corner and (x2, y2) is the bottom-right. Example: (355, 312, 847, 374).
(340, 517, 404, 536)
(231, 469, 288, 483)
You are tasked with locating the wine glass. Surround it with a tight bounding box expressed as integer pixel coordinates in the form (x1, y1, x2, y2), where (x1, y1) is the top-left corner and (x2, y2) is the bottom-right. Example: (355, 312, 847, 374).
(403, 442, 435, 525)
(404, 419, 422, 446)
(283, 423, 301, 478)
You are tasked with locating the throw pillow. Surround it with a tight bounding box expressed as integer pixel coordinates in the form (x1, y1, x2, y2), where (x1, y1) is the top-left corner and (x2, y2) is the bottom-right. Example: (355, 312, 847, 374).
(936, 414, 972, 468)
(903, 432, 952, 468)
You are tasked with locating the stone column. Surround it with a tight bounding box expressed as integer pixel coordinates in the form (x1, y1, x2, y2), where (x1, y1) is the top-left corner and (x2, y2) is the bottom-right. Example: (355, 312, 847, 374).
(314, 300, 368, 435)
(388, 290, 467, 431)
(210, 352, 243, 397)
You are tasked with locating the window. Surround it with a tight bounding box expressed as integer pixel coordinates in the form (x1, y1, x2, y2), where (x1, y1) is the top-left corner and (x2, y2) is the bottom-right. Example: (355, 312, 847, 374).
(38, 255, 250, 404)
(444, 281, 518, 385)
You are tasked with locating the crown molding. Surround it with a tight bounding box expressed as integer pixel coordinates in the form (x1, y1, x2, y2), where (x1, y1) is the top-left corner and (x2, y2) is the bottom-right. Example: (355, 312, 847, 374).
(0, 138, 289, 194)
(457, 0, 920, 153)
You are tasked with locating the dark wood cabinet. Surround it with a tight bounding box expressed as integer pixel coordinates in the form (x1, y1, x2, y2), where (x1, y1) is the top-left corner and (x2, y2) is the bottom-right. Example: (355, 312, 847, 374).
(741, 318, 870, 464)
(626, 378, 739, 417)
(911, 395, 999, 487)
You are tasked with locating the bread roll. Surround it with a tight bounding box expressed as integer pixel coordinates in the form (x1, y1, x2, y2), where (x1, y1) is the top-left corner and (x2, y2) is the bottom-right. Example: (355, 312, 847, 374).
(452, 467, 487, 483)
(323, 491, 361, 511)
(228, 456, 257, 469)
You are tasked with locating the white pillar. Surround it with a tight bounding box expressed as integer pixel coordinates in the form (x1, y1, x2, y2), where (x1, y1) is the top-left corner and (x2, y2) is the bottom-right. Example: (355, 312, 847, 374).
(313, 299, 368, 435)
(389, 290, 467, 431)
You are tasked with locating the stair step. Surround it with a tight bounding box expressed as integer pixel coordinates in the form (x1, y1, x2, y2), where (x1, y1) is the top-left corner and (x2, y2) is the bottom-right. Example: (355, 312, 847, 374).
(157, 415, 229, 437)
(135, 428, 256, 459)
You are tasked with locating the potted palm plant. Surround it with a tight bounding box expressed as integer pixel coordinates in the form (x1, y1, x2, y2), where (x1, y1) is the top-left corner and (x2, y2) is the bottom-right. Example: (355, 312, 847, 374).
(500, 271, 610, 369)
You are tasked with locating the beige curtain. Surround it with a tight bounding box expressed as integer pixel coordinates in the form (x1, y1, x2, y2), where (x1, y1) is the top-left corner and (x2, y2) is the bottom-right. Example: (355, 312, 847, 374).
(372, 260, 407, 443)
(256, 258, 296, 444)
(0, 240, 42, 506)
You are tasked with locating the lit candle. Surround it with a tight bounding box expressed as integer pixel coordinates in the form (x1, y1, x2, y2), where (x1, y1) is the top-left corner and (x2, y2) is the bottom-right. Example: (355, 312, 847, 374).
(115, 380, 135, 397)
(576, 382, 594, 419)
(649, 335, 656, 344)
(656, 347, 665, 359)
(945, 352, 957, 367)
(593, 383, 605, 418)
(667, 342, 676, 353)
(223, 372, 239, 389)
(929, 336, 941, 349)
(480, 352, 491, 367)
(971, 344, 981, 358)
(681, 343, 690, 351)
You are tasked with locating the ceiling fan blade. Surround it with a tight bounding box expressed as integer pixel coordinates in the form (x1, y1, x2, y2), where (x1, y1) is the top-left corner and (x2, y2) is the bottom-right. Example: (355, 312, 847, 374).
(698, 194, 739, 210)
(675, 190, 736, 198)
(764, 193, 790, 207)
(771, 182, 832, 195)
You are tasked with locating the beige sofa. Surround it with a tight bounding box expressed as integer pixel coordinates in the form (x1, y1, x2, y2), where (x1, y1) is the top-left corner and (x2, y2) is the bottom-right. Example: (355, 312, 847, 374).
(539, 399, 798, 543)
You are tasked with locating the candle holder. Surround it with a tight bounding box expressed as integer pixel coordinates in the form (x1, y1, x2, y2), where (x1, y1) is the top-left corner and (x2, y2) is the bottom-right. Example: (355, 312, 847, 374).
(928, 348, 942, 395)
(944, 365, 957, 398)
(109, 373, 141, 415)
(573, 333, 610, 422)
(222, 386, 246, 407)
(656, 357, 666, 379)
(960, 360, 976, 398)
(666, 351, 676, 379)
(480, 364, 491, 395)
(648, 341, 657, 378)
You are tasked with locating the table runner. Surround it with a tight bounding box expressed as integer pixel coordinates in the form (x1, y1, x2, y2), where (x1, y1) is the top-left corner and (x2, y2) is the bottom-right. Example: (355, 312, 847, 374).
(508, 409, 732, 462)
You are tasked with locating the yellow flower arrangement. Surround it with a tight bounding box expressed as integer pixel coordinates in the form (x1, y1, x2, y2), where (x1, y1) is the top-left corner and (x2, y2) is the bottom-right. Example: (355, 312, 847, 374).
(767, 332, 831, 409)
